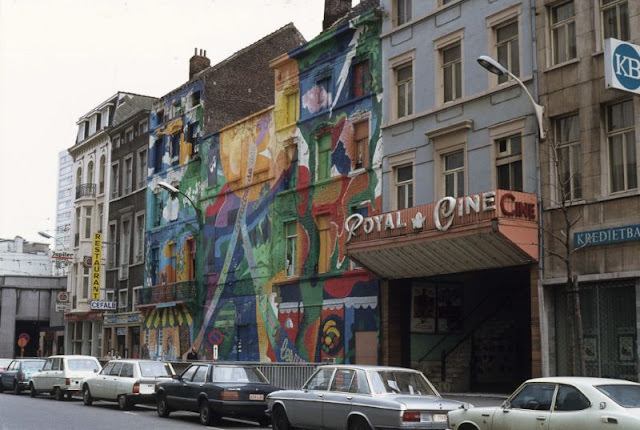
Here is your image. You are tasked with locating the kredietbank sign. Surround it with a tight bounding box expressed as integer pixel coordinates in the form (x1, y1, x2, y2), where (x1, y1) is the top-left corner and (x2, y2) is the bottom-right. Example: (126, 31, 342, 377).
(604, 38, 640, 95)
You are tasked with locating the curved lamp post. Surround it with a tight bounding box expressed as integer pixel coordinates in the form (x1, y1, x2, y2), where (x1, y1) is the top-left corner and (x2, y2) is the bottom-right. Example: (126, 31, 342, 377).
(477, 55, 546, 140)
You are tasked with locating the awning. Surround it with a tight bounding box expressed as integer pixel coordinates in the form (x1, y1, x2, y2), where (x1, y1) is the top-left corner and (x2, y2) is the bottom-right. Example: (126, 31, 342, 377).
(141, 305, 193, 328)
(345, 190, 538, 279)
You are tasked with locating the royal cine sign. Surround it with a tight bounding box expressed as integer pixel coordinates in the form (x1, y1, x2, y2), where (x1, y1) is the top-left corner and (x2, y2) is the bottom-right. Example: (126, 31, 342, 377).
(604, 38, 640, 95)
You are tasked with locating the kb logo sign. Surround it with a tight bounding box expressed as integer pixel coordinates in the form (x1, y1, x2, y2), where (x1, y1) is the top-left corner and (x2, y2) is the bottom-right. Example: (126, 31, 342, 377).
(605, 38, 640, 95)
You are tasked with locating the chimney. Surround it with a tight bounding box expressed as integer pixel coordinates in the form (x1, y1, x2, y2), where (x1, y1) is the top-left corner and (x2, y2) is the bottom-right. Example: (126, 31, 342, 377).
(323, 0, 352, 30)
(189, 48, 210, 80)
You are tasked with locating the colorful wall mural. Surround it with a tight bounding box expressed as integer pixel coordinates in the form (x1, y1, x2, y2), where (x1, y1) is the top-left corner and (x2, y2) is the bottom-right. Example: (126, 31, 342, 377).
(142, 6, 383, 364)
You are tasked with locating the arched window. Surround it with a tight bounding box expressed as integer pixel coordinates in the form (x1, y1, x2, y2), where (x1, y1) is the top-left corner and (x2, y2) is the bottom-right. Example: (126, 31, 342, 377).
(99, 155, 106, 194)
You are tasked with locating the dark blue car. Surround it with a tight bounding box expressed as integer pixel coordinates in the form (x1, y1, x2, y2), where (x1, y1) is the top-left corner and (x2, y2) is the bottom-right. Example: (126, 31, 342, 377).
(0, 358, 46, 394)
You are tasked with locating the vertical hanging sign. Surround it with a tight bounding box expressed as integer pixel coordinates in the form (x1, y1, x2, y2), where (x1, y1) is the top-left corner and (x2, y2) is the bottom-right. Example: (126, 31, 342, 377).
(92, 233, 102, 300)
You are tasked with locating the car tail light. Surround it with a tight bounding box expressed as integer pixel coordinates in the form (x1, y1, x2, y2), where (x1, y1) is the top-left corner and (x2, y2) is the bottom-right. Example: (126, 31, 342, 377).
(65, 378, 71, 386)
(402, 411, 421, 422)
(132, 383, 140, 394)
(221, 390, 239, 401)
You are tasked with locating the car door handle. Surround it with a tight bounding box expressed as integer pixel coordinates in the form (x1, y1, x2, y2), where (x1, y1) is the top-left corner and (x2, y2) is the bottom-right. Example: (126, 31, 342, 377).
(536, 416, 547, 421)
(602, 417, 618, 424)
(316, 394, 324, 398)
(346, 396, 353, 400)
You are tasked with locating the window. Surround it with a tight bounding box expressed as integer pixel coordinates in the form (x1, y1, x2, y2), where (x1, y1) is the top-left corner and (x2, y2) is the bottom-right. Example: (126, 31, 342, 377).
(150, 247, 159, 286)
(189, 90, 201, 109)
(601, 0, 629, 41)
(156, 109, 164, 125)
(111, 162, 120, 199)
(123, 156, 133, 195)
(154, 195, 164, 227)
(167, 242, 176, 284)
(394, 63, 413, 118)
(317, 76, 331, 110)
(285, 91, 299, 125)
(443, 150, 465, 197)
(317, 133, 332, 181)
(554, 114, 581, 200)
(96, 113, 102, 131)
(99, 156, 106, 195)
(317, 215, 331, 274)
(171, 133, 180, 165)
(510, 383, 555, 410)
(495, 21, 519, 84)
(496, 134, 523, 192)
(125, 127, 134, 143)
(353, 120, 369, 170)
(395, 164, 413, 210)
(82, 266, 90, 299)
(555, 385, 590, 411)
(285, 143, 298, 190)
(607, 100, 636, 193)
(132, 286, 142, 308)
(352, 60, 370, 99)
(137, 149, 147, 189)
(84, 206, 92, 239)
(154, 138, 164, 171)
(118, 289, 128, 310)
(285, 221, 298, 278)
(87, 161, 94, 185)
(442, 42, 462, 101)
(187, 122, 199, 146)
(394, 0, 412, 26)
(120, 218, 131, 267)
(134, 213, 144, 263)
(108, 222, 118, 268)
(139, 120, 148, 134)
(550, 2, 576, 65)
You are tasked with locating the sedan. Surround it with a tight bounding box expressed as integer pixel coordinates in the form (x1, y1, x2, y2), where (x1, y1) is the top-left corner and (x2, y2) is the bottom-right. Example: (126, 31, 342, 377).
(266, 364, 467, 430)
(0, 358, 12, 372)
(82, 359, 175, 410)
(447, 376, 640, 430)
(0, 358, 45, 394)
(155, 362, 279, 426)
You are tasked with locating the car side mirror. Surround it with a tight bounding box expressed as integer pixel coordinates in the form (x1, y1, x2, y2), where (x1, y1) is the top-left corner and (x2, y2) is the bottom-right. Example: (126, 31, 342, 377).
(172, 374, 181, 380)
(501, 400, 511, 409)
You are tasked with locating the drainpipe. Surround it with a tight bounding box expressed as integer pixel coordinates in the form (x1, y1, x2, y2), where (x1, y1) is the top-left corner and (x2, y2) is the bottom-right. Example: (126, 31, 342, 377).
(530, 0, 549, 377)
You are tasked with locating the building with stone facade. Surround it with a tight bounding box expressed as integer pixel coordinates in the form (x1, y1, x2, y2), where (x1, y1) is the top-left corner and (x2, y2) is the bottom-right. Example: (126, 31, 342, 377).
(535, 0, 640, 381)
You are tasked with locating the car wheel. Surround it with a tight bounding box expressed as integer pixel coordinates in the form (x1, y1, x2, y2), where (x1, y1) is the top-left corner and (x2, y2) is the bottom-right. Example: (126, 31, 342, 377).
(157, 394, 170, 418)
(66, 391, 73, 400)
(199, 400, 213, 426)
(272, 405, 292, 430)
(118, 394, 131, 411)
(29, 383, 37, 397)
(457, 424, 480, 430)
(349, 416, 372, 430)
(13, 381, 21, 395)
(54, 387, 65, 401)
(82, 386, 93, 406)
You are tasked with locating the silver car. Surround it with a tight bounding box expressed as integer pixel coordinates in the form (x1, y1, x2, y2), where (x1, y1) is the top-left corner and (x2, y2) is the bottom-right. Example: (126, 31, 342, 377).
(266, 365, 467, 430)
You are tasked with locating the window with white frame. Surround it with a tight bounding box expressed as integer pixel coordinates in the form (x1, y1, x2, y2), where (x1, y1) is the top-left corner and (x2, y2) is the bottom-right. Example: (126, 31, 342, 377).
(111, 162, 120, 199)
(139, 119, 148, 134)
(395, 164, 414, 210)
(601, 0, 629, 41)
(82, 266, 90, 299)
(132, 286, 142, 308)
(98, 203, 103, 234)
(120, 218, 131, 268)
(118, 289, 128, 311)
(496, 134, 523, 192)
(550, 1, 576, 65)
(108, 222, 118, 268)
(394, 62, 413, 119)
(84, 206, 92, 239)
(443, 150, 465, 197)
(554, 113, 582, 201)
(285, 221, 298, 278)
(607, 100, 636, 193)
(394, 0, 412, 26)
(495, 20, 519, 84)
(353, 119, 369, 170)
(439, 38, 462, 103)
(99, 155, 106, 195)
(123, 156, 133, 195)
(125, 127, 134, 143)
(134, 213, 144, 263)
(137, 148, 147, 190)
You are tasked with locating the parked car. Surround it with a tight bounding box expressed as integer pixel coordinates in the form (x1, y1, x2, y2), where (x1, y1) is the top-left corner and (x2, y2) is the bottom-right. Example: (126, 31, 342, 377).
(266, 364, 467, 430)
(29, 355, 102, 400)
(0, 358, 46, 394)
(155, 362, 279, 426)
(82, 359, 175, 410)
(447, 376, 640, 430)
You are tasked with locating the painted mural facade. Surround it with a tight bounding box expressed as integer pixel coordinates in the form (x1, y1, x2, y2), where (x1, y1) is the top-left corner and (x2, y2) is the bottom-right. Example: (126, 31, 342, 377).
(141, 6, 383, 364)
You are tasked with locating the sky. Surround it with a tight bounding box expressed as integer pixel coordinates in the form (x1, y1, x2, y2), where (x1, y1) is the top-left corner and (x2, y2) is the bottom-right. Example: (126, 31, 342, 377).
(0, 0, 338, 245)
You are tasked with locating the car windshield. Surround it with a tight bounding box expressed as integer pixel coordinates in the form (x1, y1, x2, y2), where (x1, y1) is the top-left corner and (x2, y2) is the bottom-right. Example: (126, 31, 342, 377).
(67, 359, 100, 371)
(0, 359, 12, 367)
(212, 366, 267, 383)
(139, 361, 172, 377)
(22, 360, 45, 369)
(596, 384, 640, 408)
(368, 370, 437, 396)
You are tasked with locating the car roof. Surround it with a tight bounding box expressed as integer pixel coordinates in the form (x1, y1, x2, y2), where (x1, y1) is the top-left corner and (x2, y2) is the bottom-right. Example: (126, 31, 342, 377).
(525, 376, 640, 387)
(46, 355, 99, 360)
(107, 359, 168, 364)
(316, 364, 423, 372)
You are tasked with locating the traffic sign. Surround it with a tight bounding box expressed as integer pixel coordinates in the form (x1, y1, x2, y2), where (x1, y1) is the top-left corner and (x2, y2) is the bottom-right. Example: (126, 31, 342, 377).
(207, 329, 223, 346)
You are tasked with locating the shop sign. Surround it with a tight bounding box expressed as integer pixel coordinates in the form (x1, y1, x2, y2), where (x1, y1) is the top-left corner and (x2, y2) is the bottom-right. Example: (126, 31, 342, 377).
(90, 300, 117, 310)
(574, 224, 640, 249)
(56, 303, 70, 312)
(604, 38, 640, 95)
(52, 251, 73, 261)
(345, 190, 536, 242)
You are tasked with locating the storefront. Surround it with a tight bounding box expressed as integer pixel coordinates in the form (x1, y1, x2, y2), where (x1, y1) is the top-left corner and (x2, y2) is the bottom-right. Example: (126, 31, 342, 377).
(103, 312, 142, 358)
(346, 190, 541, 393)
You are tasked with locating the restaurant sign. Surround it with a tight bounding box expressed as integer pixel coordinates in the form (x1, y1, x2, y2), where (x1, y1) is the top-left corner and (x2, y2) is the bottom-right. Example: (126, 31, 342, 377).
(345, 190, 536, 243)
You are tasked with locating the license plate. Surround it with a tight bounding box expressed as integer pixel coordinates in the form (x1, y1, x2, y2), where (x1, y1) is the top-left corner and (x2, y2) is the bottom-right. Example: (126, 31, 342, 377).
(249, 394, 264, 401)
(433, 414, 447, 422)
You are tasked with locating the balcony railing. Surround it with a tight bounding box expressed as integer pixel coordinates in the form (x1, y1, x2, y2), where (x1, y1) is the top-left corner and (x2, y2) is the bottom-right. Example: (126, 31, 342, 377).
(75, 183, 96, 199)
(135, 281, 197, 307)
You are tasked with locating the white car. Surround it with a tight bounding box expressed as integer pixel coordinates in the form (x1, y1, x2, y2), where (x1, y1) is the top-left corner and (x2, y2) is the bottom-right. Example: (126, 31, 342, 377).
(82, 359, 175, 410)
(448, 376, 640, 430)
(29, 355, 102, 400)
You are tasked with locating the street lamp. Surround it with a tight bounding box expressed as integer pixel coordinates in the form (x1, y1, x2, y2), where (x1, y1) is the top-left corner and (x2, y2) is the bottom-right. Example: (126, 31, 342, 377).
(477, 55, 546, 140)
(158, 181, 201, 219)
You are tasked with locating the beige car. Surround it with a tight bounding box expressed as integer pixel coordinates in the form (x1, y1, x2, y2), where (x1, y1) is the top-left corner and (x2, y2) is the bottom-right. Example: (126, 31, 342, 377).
(29, 355, 101, 400)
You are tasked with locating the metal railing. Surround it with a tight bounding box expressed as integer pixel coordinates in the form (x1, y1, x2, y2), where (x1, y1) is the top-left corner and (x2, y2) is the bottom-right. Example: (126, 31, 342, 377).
(135, 281, 197, 306)
(75, 183, 96, 199)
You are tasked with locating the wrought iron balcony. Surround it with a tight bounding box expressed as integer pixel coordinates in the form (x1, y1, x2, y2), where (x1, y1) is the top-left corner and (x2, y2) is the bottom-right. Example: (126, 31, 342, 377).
(75, 183, 96, 199)
(135, 281, 197, 307)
